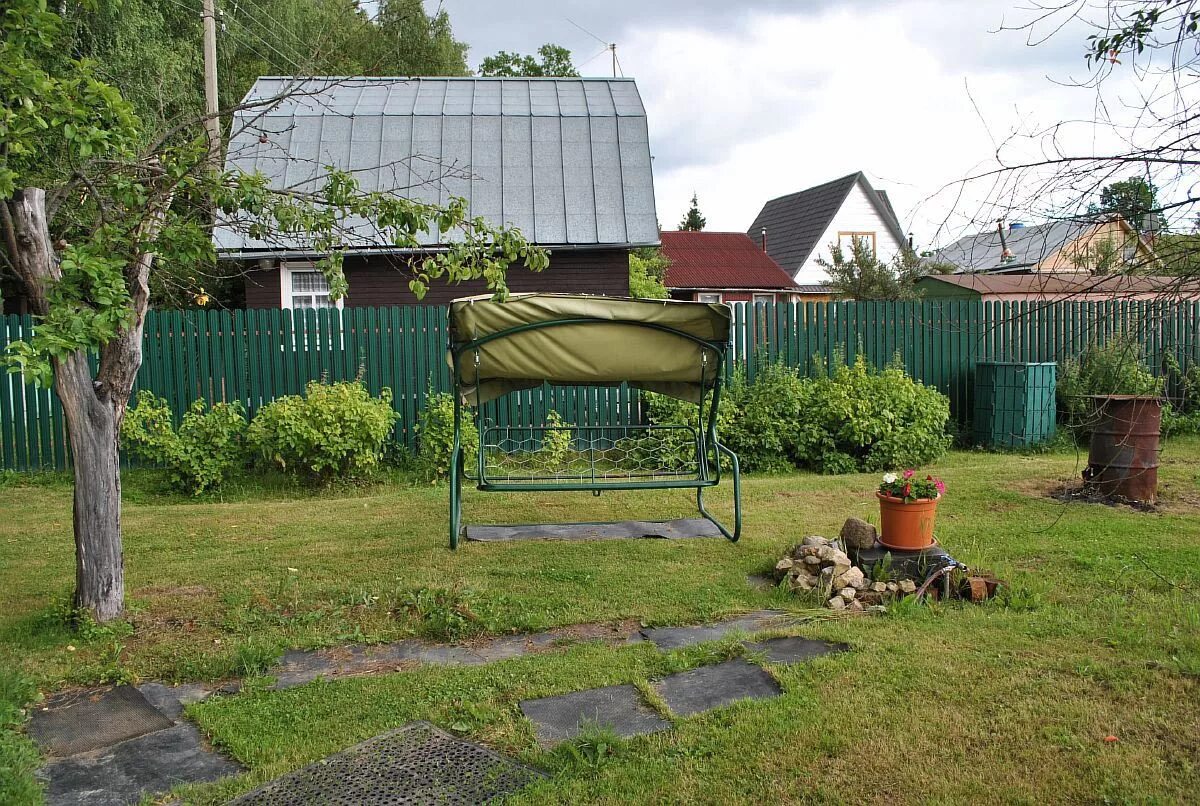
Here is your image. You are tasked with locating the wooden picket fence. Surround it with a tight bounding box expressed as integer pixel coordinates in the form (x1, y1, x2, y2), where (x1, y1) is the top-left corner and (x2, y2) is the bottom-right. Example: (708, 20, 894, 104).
(3, 299, 1199, 471)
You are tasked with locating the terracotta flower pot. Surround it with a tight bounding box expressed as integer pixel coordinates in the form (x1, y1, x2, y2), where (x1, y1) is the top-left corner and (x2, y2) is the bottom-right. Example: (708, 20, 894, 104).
(876, 492, 939, 550)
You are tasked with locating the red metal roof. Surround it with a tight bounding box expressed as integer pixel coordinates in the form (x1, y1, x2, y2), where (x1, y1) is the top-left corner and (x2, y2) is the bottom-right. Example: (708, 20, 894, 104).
(661, 231, 801, 290)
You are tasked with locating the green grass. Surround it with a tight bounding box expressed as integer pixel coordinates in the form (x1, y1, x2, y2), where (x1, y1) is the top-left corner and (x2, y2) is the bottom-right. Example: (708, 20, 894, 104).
(2, 440, 1199, 803)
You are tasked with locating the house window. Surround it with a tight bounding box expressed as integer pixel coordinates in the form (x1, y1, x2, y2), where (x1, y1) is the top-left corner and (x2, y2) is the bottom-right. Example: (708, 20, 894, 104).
(837, 231, 877, 257)
(752, 293, 774, 305)
(696, 292, 722, 303)
(281, 262, 343, 310)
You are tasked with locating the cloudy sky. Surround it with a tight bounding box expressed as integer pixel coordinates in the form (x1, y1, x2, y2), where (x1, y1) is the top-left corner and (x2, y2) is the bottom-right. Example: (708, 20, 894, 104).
(429, 0, 1193, 249)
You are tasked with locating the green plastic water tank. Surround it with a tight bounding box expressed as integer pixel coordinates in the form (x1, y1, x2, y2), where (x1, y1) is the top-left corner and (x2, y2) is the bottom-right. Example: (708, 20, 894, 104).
(973, 362, 1057, 448)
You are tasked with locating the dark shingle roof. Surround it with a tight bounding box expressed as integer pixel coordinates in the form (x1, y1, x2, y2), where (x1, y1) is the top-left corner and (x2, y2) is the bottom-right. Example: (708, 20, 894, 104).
(745, 172, 907, 272)
(931, 220, 1091, 272)
(661, 231, 800, 290)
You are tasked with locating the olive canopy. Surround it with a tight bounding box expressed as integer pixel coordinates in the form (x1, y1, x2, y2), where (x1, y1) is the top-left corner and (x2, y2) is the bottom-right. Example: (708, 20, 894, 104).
(448, 294, 732, 405)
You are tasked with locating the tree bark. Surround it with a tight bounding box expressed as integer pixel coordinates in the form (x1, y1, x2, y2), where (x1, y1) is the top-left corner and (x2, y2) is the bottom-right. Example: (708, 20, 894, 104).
(4, 187, 167, 623)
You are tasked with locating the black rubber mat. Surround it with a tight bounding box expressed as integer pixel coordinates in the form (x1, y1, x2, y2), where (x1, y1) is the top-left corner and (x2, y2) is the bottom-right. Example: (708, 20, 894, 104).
(639, 610, 791, 651)
(653, 659, 782, 717)
(229, 722, 543, 805)
(28, 685, 174, 758)
(465, 517, 722, 542)
(519, 684, 670, 747)
(742, 636, 850, 664)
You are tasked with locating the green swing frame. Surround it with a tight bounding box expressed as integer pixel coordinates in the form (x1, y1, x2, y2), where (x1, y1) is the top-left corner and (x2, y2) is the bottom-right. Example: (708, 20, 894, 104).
(447, 296, 741, 549)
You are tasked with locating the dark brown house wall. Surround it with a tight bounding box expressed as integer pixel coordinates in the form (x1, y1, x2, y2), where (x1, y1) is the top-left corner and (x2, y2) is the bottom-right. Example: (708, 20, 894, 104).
(243, 248, 631, 308)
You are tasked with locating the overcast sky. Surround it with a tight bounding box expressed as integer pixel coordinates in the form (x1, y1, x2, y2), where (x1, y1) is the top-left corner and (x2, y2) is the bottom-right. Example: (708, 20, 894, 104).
(429, 0, 1194, 249)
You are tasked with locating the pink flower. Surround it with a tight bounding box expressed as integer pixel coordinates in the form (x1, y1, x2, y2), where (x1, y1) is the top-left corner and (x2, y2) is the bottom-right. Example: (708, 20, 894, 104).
(935, 480, 946, 494)
(903, 469, 915, 479)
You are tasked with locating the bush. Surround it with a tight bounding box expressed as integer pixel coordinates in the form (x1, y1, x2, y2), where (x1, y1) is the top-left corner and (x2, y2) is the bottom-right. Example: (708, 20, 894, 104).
(416, 391, 477, 481)
(1058, 336, 1162, 431)
(121, 391, 248, 494)
(247, 381, 398, 481)
(791, 356, 952, 473)
(1163, 354, 1200, 437)
(538, 410, 573, 471)
(723, 361, 804, 473)
(644, 371, 743, 470)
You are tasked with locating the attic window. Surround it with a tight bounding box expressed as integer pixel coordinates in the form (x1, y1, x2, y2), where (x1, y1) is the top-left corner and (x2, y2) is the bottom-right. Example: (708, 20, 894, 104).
(837, 231, 877, 256)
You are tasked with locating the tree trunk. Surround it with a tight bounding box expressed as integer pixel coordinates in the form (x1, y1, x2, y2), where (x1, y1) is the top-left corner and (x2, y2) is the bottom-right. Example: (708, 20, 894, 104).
(4, 187, 166, 623)
(55, 350, 125, 622)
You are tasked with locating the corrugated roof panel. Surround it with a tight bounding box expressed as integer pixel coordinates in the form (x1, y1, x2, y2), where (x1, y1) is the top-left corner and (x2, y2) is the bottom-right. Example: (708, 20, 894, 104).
(560, 116, 597, 243)
(500, 115, 535, 232)
(381, 82, 419, 115)
(442, 81, 475, 115)
(439, 116, 473, 212)
(471, 81, 502, 115)
(501, 80, 531, 116)
(353, 84, 390, 116)
(617, 117, 656, 242)
(609, 81, 645, 116)
(589, 116, 626, 242)
(468, 116, 502, 225)
(348, 115, 384, 191)
(582, 82, 616, 117)
(413, 81, 448, 115)
(555, 81, 589, 117)
(527, 81, 560, 116)
(378, 116, 413, 194)
(530, 117, 566, 243)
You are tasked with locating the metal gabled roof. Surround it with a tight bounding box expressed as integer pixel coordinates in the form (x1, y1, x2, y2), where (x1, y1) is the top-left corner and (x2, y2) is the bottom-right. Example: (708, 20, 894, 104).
(214, 77, 659, 256)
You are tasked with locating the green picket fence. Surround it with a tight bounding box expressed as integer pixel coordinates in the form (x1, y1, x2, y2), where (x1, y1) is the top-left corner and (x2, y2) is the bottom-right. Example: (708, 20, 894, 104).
(3, 300, 1199, 471)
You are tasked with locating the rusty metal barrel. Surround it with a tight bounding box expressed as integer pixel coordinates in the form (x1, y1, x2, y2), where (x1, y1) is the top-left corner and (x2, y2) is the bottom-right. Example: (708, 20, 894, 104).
(1085, 395, 1162, 502)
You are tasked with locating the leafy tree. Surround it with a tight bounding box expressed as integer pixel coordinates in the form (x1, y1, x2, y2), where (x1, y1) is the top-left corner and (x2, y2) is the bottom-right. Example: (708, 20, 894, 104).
(679, 193, 706, 231)
(629, 247, 669, 298)
(478, 43, 578, 77)
(1087, 176, 1160, 232)
(816, 237, 928, 300)
(0, 1, 545, 622)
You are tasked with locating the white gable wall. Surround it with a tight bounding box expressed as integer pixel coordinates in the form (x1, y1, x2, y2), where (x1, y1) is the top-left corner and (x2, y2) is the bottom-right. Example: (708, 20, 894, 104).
(794, 182, 906, 284)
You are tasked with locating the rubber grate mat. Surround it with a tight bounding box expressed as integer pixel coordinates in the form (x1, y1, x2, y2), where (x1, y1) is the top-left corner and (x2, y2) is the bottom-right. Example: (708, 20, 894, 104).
(229, 722, 543, 805)
(28, 685, 174, 758)
(465, 517, 722, 542)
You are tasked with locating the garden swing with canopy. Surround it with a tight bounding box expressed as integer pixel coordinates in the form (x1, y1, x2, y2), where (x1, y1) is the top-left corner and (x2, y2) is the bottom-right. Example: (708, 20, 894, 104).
(447, 293, 742, 549)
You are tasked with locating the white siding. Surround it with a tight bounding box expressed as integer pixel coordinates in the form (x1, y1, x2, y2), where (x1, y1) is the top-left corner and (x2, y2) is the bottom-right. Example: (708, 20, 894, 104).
(794, 184, 906, 284)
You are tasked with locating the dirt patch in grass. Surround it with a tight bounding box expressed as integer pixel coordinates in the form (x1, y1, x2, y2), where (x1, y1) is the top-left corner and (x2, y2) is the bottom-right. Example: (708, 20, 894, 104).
(1007, 475, 1200, 515)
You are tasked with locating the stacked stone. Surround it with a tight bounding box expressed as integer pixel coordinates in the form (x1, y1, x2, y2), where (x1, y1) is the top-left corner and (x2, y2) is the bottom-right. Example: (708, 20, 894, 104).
(773, 536, 869, 612)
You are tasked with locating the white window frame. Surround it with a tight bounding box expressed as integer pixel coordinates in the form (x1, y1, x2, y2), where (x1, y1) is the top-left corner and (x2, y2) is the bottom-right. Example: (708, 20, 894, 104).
(837, 231, 877, 257)
(752, 293, 774, 305)
(279, 261, 344, 311)
(696, 292, 722, 303)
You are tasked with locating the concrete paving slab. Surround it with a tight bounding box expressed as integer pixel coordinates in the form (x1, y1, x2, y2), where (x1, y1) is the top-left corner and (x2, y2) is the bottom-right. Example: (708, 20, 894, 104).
(639, 610, 791, 651)
(742, 636, 849, 665)
(519, 684, 670, 747)
(28, 686, 174, 758)
(653, 659, 782, 717)
(38, 723, 239, 806)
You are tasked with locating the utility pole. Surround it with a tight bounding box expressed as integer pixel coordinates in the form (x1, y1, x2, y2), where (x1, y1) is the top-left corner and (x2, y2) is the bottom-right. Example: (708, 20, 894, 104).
(201, 0, 221, 168)
(610, 43, 617, 77)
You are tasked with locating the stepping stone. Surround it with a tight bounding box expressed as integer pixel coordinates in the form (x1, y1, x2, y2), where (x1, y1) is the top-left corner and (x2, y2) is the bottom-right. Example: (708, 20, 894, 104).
(28, 686, 175, 758)
(639, 610, 791, 651)
(229, 721, 541, 805)
(653, 659, 782, 717)
(466, 517, 722, 542)
(38, 723, 239, 806)
(519, 684, 670, 748)
(742, 636, 849, 664)
(135, 682, 213, 722)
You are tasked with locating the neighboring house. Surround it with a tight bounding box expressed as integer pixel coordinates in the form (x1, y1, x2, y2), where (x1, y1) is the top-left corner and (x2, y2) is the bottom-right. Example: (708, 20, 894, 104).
(659, 231, 816, 303)
(745, 172, 908, 286)
(915, 273, 1200, 302)
(214, 76, 659, 308)
(931, 217, 1158, 274)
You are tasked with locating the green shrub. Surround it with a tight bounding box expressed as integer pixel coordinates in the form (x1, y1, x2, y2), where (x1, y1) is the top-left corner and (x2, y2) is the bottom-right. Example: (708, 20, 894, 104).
(1163, 355, 1200, 437)
(791, 356, 952, 473)
(247, 380, 399, 481)
(1058, 336, 1162, 431)
(416, 391, 477, 481)
(723, 361, 805, 472)
(643, 371, 743, 471)
(120, 391, 248, 494)
(539, 410, 573, 471)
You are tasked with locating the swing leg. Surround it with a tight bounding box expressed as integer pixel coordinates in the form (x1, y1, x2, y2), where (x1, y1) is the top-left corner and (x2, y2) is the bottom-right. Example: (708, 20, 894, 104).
(450, 446, 462, 550)
(697, 444, 741, 542)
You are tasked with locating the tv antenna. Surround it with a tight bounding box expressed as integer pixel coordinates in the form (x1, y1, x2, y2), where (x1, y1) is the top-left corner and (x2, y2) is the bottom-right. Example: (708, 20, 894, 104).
(567, 18, 622, 77)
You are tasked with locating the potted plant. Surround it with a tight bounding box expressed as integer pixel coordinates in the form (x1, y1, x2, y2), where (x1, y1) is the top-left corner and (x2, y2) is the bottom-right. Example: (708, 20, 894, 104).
(877, 470, 945, 550)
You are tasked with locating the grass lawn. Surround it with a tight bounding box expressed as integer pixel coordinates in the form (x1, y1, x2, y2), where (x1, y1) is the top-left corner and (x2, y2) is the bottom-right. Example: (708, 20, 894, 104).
(1, 440, 1198, 803)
